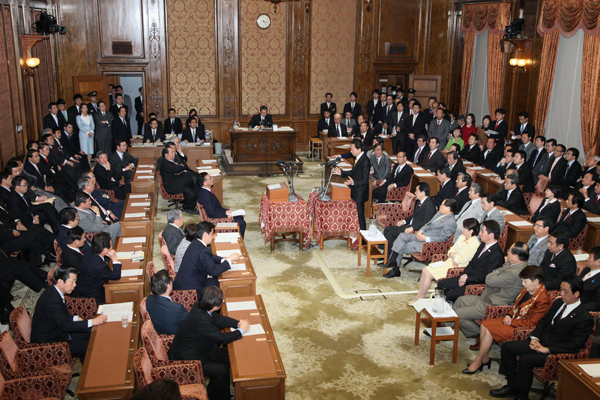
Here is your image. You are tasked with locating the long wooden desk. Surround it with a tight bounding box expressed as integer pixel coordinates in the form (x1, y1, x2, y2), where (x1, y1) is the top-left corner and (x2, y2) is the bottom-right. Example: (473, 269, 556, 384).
(230, 128, 296, 163)
(221, 295, 286, 400)
(557, 359, 600, 400)
(77, 302, 140, 400)
(407, 161, 440, 196)
(497, 207, 534, 249)
(196, 159, 224, 203)
(105, 235, 151, 303)
(120, 193, 156, 237)
(131, 158, 157, 200)
(211, 234, 256, 298)
(129, 142, 213, 167)
(469, 164, 502, 194)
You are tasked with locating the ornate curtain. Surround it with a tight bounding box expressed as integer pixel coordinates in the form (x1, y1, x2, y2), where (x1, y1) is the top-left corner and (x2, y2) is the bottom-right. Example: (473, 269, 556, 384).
(460, 3, 512, 116)
(533, 30, 560, 137)
(538, 0, 600, 38)
(581, 34, 600, 154)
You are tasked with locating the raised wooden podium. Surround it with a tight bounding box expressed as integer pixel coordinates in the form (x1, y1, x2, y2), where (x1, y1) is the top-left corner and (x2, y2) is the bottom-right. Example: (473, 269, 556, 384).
(266, 182, 289, 202)
(327, 182, 352, 200)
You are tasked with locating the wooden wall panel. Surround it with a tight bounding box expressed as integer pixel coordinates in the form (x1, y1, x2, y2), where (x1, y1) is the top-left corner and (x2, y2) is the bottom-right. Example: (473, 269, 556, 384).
(98, 0, 145, 58)
(376, 0, 420, 61)
(0, 6, 17, 164)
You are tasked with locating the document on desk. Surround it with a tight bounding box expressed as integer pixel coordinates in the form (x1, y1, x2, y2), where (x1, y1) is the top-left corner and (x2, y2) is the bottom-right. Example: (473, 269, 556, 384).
(116, 251, 144, 260)
(469, 166, 485, 170)
(214, 232, 240, 243)
(125, 213, 147, 218)
(197, 166, 212, 170)
(136, 175, 154, 179)
(202, 159, 218, 164)
(226, 300, 256, 311)
(217, 249, 242, 258)
(136, 170, 153, 174)
(509, 221, 532, 227)
(131, 202, 151, 207)
(244, 324, 266, 336)
(574, 254, 590, 261)
(588, 217, 600, 223)
(217, 222, 238, 228)
(579, 363, 600, 378)
(229, 263, 247, 272)
(138, 165, 154, 168)
(130, 194, 149, 198)
(500, 210, 513, 215)
(122, 237, 146, 244)
(120, 269, 143, 277)
(267, 183, 282, 191)
(98, 302, 133, 321)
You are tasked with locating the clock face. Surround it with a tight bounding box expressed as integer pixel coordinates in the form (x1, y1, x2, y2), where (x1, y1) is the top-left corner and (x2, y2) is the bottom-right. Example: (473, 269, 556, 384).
(257, 14, 271, 29)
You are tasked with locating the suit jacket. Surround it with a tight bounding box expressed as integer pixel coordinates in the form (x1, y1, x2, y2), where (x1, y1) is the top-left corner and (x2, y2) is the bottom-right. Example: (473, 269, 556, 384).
(454, 199, 485, 241)
(531, 199, 561, 224)
(143, 125, 166, 143)
(406, 197, 437, 231)
(340, 152, 370, 204)
(317, 118, 334, 135)
(134, 97, 143, 121)
(545, 156, 568, 184)
(515, 163, 535, 193)
(159, 159, 193, 195)
(23, 161, 48, 189)
(6, 191, 37, 227)
(480, 208, 506, 231)
(163, 223, 185, 255)
(428, 118, 451, 150)
(494, 162, 516, 180)
(382, 163, 413, 189)
(94, 163, 124, 192)
(519, 141, 536, 162)
(462, 242, 505, 284)
(248, 114, 273, 128)
(372, 123, 392, 137)
(57, 225, 69, 251)
(432, 179, 456, 208)
(111, 116, 132, 144)
(403, 112, 428, 138)
(495, 187, 528, 215)
(539, 248, 577, 290)
(67, 105, 81, 138)
(109, 104, 128, 119)
(197, 188, 229, 219)
(320, 102, 337, 116)
(169, 306, 241, 363)
(417, 212, 457, 243)
(342, 118, 357, 133)
(584, 195, 600, 215)
(343, 102, 362, 121)
(448, 159, 466, 181)
(369, 153, 391, 181)
(173, 239, 231, 296)
(479, 261, 528, 308)
(31, 285, 90, 345)
(367, 99, 383, 121)
(61, 245, 88, 268)
(454, 188, 470, 212)
(480, 147, 503, 170)
(145, 294, 189, 335)
(488, 120, 508, 145)
(164, 118, 183, 135)
(530, 299, 594, 354)
(460, 144, 481, 163)
(554, 208, 587, 239)
(578, 268, 600, 311)
(527, 234, 550, 267)
(43, 113, 62, 131)
(422, 150, 445, 173)
(381, 103, 396, 123)
(108, 151, 138, 172)
(76, 207, 110, 234)
(534, 153, 554, 178)
(575, 182, 596, 200)
(389, 110, 409, 137)
(71, 251, 121, 304)
(529, 148, 548, 169)
(562, 160, 583, 190)
(181, 127, 205, 143)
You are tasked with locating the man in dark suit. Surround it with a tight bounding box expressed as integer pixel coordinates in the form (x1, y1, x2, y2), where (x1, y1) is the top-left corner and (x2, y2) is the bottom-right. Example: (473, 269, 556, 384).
(67, 94, 83, 143)
(491, 275, 593, 400)
(93, 152, 131, 200)
(454, 173, 471, 212)
(373, 152, 413, 203)
(173, 222, 239, 296)
(61, 227, 88, 269)
(494, 173, 529, 215)
(93, 101, 114, 155)
(480, 137, 503, 170)
(575, 172, 597, 202)
(422, 138, 446, 173)
(461, 134, 482, 163)
(80, 174, 123, 221)
(511, 111, 536, 150)
(342, 111, 357, 135)
(38, 143, 77, 202)
(437, 220, 505, 302)
(43, 102, 62, 132)
(320, 93, 336, 117)
(71, 232, 121, 305)
(164, 108, 183, 136)
(109, 93, 128, 120)
(159, 146, 201, 212)
(561, 147, 583, 199)
(7, 176, 60, 234)
(411, 135, 428, 166)
(533, 139, 556, 184)
(169, 286, 248, 400)
(382, 96, 395, 123)
(578, 246, 600, 311)
(513, 151, 535, 193)
(402, 101, 427, 158)
(317, 110, 334, 137)
(181, 117, 205, 143)
(367, 90, 383, 123)
(143, 118, 165, 143)
(583, 176, 600, 214)
(488, 108, 509, 147)
(432, 166, 456, 208)
(554, 192, 587, 239)
(354, 122, 375, 151)
(447, 151, 465, 181)
(428, 108, 451, 150)
(146, 270, 189, 335)
(111, 106, 132, 146)
(31, 265, 108, 361)
(248, 105, 273, 128)
(109, 140, 138, 185)
(539, 229, 577, 290)
(197, 172, 246, 238)
(540, 144, 567, 184)
(342, 92, 362, 121)
(389, 101, 409, 155)
(529, 135, 548, 170)
(56, 99, 69, 130)
(23, 149, 67, 204)
(163, 209, 185, 255)
(86, 91, 99, 114)
(57, 207, 79, 251)
(134, 87, 144, 136)
(329, 113, 348, 139)
(333, 139, 370, 230)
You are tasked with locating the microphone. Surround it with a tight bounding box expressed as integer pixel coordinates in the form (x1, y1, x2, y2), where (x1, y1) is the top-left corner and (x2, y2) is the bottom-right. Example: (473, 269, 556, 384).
(320, 158, 341, 166)
(276, 159, 290, 168)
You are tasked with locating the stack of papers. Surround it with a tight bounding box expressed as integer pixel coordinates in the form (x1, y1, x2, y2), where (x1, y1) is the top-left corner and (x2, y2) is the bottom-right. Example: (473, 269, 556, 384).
(267, 183, 282, 190)
(214, 232, 240, 243)
(217, 222, 238, 228)
(121, 269, 143, 277)
(202, 159, 218, 164)
(138, 165, 154, 168)
(245, 324, 266, 336)
(588, 217, 600, 223)
(331, 182, 348, 188)
(136, 175, 153, 179)
(226, 300, 257, 311)
(130, 194, 149, 199)
(216, 249, 242, 258)
(579, 363, 600, 378)
(509, 221, 532, 227)
(116, 251, 144, 260)
(131, 202, 151, 207)
(97, 302, 134, 322)
(125, 213, 146, 218)
(229, 263, 247, 271)
(122, 237, 146, 244)
(230, 209, 245, 217)
(360, 229, 385, 241)
(136, 170, 153, 174)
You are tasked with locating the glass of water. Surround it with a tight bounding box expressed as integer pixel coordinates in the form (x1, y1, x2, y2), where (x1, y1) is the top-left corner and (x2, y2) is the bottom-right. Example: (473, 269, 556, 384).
(121, 315, 129, 328)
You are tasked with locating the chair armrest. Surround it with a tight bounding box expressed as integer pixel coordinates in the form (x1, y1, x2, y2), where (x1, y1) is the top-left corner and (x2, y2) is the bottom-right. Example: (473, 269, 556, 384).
(2, 372, 67, 398)
(465, 284, 487, 296)
(431, 254, 449, 263)
(170, 290, 197, 311)
(151, 363, 204, 385)
(483, 305, 512, 321)
(17, 342, 73, 372)
(512, 326, 536, 341)
(443, 267, 465, 280)
(65, 297, 97, 321)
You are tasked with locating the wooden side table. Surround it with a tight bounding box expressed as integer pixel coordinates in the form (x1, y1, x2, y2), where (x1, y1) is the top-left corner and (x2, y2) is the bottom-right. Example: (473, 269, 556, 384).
(414, 303, 460, 365)
(358, 230, 387, 277)
(309, 137, 323, 160)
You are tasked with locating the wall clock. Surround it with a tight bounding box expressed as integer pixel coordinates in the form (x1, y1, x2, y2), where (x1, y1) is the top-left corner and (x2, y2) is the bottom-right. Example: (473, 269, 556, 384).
(257, 14, 271, 29)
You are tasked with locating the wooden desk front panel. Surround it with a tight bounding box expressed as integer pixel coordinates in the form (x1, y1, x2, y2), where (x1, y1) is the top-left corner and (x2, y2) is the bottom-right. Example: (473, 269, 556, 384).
(105, 237, 151, 303)
(213, 240, 257, 298)
(231, 130, 296, 163)
(557, 359, 600, 400)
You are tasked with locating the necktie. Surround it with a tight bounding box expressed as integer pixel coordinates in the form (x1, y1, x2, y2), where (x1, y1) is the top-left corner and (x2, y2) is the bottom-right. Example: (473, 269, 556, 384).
(485, 150, 490, 159)
(437, 120, 441, 128)
(532, 238, 538, 248)
(495, 121, 499, 129)
(152, 130, 156, 140)
(565, 164, 571, 178)
(506, 191, 510, 202)
(192, 129, 195, 141)
(552, 305, 566, 325)
(531, 150, 539, 167)
(424, 152, 432, 165)
(414, 147, 422, 163)
(520, 125, 525, 134)
(102, 112, 105, 116)
(595, 196, 599, 204)
(351, 103, 354, 111)
(478, 245, 489, 258)
(337, 125, 341, 137)
(458, 201, 471, 218)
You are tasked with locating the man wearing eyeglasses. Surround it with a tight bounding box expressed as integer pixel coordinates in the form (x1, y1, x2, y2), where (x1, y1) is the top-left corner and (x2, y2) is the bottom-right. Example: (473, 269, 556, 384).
(526, 216, 551, 267)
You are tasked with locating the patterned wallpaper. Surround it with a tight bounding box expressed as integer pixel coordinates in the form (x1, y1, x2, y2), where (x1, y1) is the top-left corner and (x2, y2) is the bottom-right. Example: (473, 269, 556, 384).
(240, 0, 287, 115)
(167, 0, 217, 116)
(309, 0, 357, 115)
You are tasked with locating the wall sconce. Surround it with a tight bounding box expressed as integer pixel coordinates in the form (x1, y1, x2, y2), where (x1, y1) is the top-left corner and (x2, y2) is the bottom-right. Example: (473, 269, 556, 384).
(509, 58, 529, 74)
(21, 57, 40, 76)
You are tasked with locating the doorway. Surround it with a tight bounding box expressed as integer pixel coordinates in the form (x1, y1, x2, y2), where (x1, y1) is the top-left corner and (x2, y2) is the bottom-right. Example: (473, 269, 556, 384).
(109, 75, 144, 137)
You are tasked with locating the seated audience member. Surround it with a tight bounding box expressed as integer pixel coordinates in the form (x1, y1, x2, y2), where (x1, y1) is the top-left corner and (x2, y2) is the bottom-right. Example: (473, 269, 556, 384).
(491, 275, 593, 400)
(526, 216, 552, 266)
(432, 167, 455, 208)
(560, 147, 583, 198)
(61, 227, 88, 268)
(577, 171, 597, 200)
(454, 242, 529, 341)
(71, 232, 121, 305)
(578, 246, 600, 311)
(197, 172, 246, 238)
(422, 137, 445, 173)
(512, 151, 535, 193)
(174, 223, 197, 273)
(248, 105, 273, 128)
(163, 209, 185, 255)
(531, 184, 561, 223)
(412, 135, 428, 165)
(479, 137, 503, 170)
(460, 134, 481, 163)
(539, 229, 577, 290)
(582, 154, 600, 179)
(164, 108, 183, 137)
(446, 151, 465, 181)
(493, 148, 516, 180)
(454, 172, 471, 212)
(317, 110, 333, 138)
(583, 177, 600, 214)
(57, 207, 79, 250)
(108, 140, 138, 184)
(411, 218, 481, 304)
(93, 152, 131, 200)
(369, 143, 391, 182)
(181, 116, 205, 143)
(372, 151, 413, 203)
(173, 222, 239, 296)
(554, 192, 587, 239)
(454, 183, 485, 242)
(143, 118, 165, 144)
(79, 177, 120, 223)
(437, 220, 505, 302)
(540, 144, 567, 184)
(381, 183, 436, 251)
(382, 198, 458, 278)
(7, 175, 60, 234)
(81, 171, 124, 218)
(443, 127, 463, 153)
(159, 146, 200, 213)
(479, 193, 506, 231)
(31, 265, 108, 361)
(74, 191, 121, 242)
(494, 173, 528, 215)
(464, 266, 551, 374)
(169, 286, 249, 400)
(24, 148, 68, 203)
(146, 270, 189, 335)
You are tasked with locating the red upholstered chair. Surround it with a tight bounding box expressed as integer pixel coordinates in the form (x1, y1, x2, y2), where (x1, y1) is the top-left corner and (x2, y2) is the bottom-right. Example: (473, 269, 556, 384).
(465, 284, 487, 297)
(568, 223, 588, 251)
(94, 181, 119, 203)
(0, 369, 69, 400)
(412, 234, 455, 264)
(140, 317, 175, 359)
(53, 240, 62, 267)
(465, 168, 477, 183)
(498, 220, 509, 251)
(140, 291, 196, 326)
(526, 194, 545, 218)
(376, 191, 416, 227)
(535, 175, 549, 196)
(146, 261, 158, 280)
(134, 348, 208, 400)
(158, 231, 167, 249)
(160, 245, 177, 279)
(9, 306, 70, 352)
(197, 203, 235, 225)
(45, 267, 97, 321)
(384, 176, 413, 202)
(157, 171, 184, 208)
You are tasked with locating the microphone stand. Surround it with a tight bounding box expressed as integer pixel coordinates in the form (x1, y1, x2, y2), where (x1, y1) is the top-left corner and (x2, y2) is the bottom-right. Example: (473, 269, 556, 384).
(319, 158, 341, 201)
(287, 163, 298, 202)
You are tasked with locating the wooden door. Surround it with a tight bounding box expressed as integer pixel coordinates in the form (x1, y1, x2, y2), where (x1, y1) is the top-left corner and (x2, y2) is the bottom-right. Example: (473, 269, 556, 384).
(408, 75, 442, 107)
(377, 74, 408, 94)
(72, 75, 109, 103)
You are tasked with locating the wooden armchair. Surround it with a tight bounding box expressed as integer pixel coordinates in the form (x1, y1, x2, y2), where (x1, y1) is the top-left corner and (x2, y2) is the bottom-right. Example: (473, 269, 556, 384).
(384, 177, 413, 202)
(0, 368, 69, 400)
(157, 171, 183, 208)
(159, 245, 177, 279)
(375, 191, 416, 227)
(568, 223, 588, 251)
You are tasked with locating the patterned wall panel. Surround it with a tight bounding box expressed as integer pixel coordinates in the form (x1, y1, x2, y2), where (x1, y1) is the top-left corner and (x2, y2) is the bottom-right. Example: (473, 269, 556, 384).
(240, 0, 287, 115)
(167, 0, 217, 116)
(309, 0, 356, 115)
